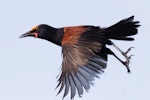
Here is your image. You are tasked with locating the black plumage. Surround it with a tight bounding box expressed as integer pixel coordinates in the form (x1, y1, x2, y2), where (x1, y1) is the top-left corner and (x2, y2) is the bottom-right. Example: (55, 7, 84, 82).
(20, 16, 140, 99)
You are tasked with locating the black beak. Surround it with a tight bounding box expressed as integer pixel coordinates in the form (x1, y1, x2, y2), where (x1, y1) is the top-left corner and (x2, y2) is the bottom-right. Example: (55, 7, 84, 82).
(19, 32, 34, 38)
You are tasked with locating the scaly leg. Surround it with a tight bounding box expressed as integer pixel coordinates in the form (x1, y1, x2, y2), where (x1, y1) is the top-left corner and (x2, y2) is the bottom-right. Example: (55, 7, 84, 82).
(107, 42, 134, 73)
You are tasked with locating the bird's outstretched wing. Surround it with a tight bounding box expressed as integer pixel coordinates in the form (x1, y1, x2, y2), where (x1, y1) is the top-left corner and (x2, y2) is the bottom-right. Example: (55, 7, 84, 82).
(57, 26, 108, 99)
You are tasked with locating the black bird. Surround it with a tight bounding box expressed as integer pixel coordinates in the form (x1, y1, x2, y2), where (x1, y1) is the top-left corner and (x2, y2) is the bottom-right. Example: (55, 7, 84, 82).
(20, 16, 140, 99)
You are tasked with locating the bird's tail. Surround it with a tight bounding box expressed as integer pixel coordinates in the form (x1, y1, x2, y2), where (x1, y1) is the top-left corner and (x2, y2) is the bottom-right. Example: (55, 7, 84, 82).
(104, 16, 140, 41)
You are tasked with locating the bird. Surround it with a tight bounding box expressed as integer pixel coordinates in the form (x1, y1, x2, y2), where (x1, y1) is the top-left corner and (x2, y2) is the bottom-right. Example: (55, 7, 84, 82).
(19, 16, 140, 99)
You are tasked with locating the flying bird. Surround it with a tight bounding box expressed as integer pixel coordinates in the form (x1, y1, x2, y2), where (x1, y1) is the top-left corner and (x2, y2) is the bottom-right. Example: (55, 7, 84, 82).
(20, 16, 140, 99)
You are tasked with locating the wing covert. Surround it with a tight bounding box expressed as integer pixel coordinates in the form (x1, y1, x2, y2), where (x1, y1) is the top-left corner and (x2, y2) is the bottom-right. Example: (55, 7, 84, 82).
(57, 27, 108, 99)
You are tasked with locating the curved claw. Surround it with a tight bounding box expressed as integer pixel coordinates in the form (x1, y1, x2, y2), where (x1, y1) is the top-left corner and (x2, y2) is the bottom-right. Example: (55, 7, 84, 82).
(125, 47, 134, 54)
(128, 55, 134, 59)
(123, 54, 134, 73)
(126, 66, 131, 73)
(127, 55, 134, 63)
(122, 61, 130, 73)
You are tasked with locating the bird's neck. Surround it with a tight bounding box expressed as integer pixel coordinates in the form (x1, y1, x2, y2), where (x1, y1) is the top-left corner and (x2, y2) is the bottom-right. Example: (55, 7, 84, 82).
(46, 28, 64, 46)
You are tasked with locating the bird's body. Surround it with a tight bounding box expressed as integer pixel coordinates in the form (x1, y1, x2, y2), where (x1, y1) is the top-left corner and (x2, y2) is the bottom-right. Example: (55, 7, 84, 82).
(20, 16, 140, 99)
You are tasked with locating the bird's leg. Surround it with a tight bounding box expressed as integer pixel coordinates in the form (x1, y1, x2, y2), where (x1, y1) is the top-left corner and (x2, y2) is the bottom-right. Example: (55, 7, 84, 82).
(106, 48, 131, 73)
(109, 42, 134, 73)
(111, 42, 134, 56)
(111, 51, 131, 73)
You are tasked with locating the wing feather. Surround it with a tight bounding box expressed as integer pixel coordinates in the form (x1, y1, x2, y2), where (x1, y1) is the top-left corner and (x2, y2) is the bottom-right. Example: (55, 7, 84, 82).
(63, 74, 70, 98)
(69, 74, 76, 99)
(71, 71, 83, 97)
(57, 26, 108, 99)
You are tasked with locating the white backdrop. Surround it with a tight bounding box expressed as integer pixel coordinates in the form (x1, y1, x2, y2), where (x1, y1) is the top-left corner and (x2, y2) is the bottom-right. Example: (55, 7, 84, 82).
(0, 0, 149, 100)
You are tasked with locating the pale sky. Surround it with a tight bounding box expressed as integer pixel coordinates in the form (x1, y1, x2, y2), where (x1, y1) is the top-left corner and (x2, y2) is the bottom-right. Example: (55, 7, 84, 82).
(0, 0, 149, 100)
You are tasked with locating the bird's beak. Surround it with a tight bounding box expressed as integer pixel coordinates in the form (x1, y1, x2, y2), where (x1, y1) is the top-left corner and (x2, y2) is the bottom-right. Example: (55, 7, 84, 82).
(19, 32, 35, 38)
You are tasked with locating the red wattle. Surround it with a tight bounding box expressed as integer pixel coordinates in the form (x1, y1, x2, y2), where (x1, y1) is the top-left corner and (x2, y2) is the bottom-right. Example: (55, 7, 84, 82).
(34, 33, 38, 38)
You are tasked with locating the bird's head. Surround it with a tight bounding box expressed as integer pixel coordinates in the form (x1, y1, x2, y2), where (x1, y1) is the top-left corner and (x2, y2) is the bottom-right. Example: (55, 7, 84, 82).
(20, 24, 63, 45)
(20, 24, 57, 40)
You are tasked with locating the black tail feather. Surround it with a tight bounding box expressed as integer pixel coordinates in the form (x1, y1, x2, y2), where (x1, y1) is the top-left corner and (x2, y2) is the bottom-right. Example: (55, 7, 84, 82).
(104, 16, 140, 41)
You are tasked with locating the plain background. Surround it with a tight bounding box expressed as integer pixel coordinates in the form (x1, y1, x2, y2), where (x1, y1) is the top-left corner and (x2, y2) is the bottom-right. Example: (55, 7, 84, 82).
(0, 0, 149, 100)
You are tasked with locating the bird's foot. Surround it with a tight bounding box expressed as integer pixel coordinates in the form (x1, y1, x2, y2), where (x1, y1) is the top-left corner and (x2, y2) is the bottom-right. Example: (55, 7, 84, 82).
(124, 47, 134, 55)
(121, 47, 134, 73)
(122, 55, 134, 73)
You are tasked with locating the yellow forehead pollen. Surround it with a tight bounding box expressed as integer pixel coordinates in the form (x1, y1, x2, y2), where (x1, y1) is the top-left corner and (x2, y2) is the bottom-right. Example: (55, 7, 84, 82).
(30, 26, 38, 32)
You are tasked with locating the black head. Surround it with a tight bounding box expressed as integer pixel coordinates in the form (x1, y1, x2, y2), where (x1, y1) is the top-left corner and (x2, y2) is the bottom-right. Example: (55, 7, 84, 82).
(20, 24, 57, 40)
(20, 24, 63, 46)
